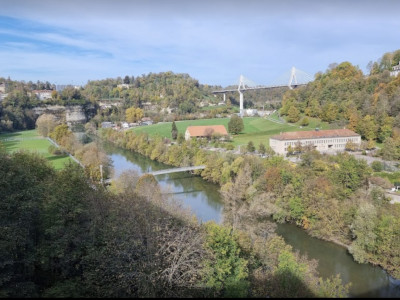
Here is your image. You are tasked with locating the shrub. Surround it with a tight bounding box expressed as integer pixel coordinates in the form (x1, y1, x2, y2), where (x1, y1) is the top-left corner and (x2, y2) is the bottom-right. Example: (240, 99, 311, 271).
(371, 161, 384, 172)
(299, 117, 309, 127)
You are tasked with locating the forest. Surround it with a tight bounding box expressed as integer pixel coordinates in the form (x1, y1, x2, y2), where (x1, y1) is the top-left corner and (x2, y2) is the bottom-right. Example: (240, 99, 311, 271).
(279, 50, 400, 159)
(0, 148, 350, 297)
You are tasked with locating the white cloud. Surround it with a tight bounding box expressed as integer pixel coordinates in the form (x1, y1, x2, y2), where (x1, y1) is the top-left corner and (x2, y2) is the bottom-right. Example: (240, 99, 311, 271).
(0, 0, 400, 85)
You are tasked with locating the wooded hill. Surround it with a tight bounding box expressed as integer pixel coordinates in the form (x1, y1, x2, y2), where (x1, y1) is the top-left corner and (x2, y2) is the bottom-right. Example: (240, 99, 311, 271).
(280, 49, 400, 146)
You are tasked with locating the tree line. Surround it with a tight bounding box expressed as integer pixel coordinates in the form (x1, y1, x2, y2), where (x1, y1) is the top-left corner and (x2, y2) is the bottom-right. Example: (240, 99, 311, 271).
(99, 126, 400, 280)
(278, 49, 400, 159)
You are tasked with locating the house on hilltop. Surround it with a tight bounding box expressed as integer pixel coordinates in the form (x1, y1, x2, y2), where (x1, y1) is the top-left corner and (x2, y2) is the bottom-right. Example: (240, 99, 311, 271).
(185, 125, 228, 140)
(269, 128, 361, 155)
(32, 90, 53, 100)
(0, 83, 6, 93)
(390, 61, 400, 77)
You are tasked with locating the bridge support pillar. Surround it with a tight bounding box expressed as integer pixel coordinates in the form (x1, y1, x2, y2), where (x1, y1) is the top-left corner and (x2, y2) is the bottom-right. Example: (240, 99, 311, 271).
(239, 90, 244, 117)
(223, 93, 226, 102)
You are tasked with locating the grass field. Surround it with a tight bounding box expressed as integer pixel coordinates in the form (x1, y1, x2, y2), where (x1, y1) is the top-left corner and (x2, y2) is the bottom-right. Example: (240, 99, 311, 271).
(131, 113, 331, 148)
(0, 129, 72, 170)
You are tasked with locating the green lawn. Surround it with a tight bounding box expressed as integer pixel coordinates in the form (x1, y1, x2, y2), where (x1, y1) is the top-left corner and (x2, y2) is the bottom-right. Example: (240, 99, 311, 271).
(131, 116, 331, 148)
(0, 129, 73, 170)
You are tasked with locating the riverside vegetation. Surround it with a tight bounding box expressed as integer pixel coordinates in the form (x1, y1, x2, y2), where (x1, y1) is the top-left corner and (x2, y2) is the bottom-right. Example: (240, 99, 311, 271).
(2, 49, 400, 297)
(0, 146, 351, 297)
(99, 126, 400, 280)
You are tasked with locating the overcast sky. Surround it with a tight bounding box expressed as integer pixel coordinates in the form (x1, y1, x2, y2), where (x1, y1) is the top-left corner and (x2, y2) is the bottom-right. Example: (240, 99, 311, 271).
(0, 0, 399, 87)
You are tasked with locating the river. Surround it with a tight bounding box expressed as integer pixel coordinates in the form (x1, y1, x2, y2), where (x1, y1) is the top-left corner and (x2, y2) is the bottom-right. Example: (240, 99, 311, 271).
(102, 141, 400, 298)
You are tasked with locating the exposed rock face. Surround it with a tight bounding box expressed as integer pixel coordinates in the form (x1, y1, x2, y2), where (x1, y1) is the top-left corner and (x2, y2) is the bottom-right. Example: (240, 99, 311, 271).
(66, 106, 86, 125)
(33, 105, 96, 131)
(32, 105, 66, 122)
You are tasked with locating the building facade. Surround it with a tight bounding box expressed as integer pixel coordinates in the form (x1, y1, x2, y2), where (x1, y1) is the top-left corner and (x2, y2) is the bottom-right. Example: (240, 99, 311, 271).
(32, 90, 53, 100)
(390, 61, 400, 77)
(269, 128, 361, 155)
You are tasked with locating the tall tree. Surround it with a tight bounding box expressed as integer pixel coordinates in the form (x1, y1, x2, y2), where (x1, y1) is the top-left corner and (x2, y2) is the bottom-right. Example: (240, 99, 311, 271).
(228, 115, 244, 135)
(171, 121, 178, 140)
(36, 114, 57, 137)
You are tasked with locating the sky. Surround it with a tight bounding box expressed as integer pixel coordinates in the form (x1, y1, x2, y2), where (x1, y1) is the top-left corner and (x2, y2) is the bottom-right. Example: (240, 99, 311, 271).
(0, 0, 399, 87)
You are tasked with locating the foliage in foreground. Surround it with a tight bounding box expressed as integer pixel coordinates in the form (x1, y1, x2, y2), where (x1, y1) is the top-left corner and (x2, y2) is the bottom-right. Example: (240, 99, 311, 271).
(0, 149, 350, 297)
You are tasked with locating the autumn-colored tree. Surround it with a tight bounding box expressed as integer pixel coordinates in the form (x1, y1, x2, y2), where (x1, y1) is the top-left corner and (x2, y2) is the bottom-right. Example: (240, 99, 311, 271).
(359, 115, 378, 140)
(125, 107, 143, 123)
(345, 140, 358, 151)
(36, 114, 57, 137)
(50, 124, 71, 144)
(135, 174, 161, 201)
(287, 106, 300, 123)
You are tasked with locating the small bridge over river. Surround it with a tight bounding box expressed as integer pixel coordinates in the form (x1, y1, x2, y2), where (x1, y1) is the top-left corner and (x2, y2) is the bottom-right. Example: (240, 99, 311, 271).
(147, 165, 206, 176)
(104, 165, 206, 184)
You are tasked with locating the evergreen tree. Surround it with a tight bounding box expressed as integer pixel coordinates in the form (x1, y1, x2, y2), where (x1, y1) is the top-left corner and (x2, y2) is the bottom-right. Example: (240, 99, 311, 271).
(246, 141, 255, 153)
(123, 75, 130, 84)
(258, 142, 266, 155)
(171, 121, 178, 140)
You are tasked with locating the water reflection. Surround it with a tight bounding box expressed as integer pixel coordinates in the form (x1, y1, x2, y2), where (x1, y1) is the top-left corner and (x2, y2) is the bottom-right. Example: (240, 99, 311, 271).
(102, 140, 400, 298)
(275, 220, 400, 297)
(102, 141, 224, 223)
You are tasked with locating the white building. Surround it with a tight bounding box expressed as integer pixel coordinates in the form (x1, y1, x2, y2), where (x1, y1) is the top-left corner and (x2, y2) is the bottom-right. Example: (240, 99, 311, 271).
(245, 108, 258, 116)
(390, 61, 400, 77)
(32, 90, 53, 100)
(117, 83, 130, 89)
(269, 128, 361, 155)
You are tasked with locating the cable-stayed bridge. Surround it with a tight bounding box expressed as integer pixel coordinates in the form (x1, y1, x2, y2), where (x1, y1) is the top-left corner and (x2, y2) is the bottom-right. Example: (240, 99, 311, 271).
(212, 67, 314, 117)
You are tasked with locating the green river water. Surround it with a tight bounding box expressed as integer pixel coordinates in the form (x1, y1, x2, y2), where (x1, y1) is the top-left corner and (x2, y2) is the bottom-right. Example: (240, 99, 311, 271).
(102, 141, 400, 298)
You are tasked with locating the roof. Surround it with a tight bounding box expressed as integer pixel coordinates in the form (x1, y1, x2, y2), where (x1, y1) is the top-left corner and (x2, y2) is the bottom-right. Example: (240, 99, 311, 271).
(186, 125, 228, 137)
(32, 90, 53, 93)
(270, 129, 360, 141)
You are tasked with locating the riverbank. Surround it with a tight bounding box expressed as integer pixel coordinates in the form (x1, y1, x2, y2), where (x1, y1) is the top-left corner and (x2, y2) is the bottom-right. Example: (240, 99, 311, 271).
(100, 137, 400, 297)
(96, 128, 400, 281)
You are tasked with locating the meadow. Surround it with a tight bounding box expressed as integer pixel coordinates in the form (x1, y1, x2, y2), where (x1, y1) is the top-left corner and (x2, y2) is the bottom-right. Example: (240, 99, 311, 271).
(0, 129, 72, 170)
(131, 113, 330, 148)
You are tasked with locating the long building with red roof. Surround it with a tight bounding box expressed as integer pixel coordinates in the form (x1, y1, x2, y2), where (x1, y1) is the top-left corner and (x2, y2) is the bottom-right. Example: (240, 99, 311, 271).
(185, 125, 228, 140)
(269, 128, 361, 155)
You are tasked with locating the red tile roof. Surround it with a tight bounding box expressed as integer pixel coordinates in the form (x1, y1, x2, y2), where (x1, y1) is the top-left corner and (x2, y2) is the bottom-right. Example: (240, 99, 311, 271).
(186, 125, 228, 137)
(270, 129, 359, 141)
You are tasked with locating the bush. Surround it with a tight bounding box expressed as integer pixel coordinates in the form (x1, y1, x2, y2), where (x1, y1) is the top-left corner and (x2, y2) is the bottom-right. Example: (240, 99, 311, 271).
(371, 161, 384, 172)
(48, 145, 64, 156)
(369, 176, 392, 189)
(246, 141, 255, 153)
(226, 144, 235, 150)
(299, 117, 309, 127)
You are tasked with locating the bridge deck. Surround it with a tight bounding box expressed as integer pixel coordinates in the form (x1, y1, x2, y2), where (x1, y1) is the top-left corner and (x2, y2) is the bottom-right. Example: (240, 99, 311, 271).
(148, 165, 206, 176)
(212, 83, 307, 94)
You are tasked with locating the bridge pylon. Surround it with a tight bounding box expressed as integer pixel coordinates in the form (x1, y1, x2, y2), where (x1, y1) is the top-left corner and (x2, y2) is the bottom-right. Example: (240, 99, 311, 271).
(238, 75, 246, 117)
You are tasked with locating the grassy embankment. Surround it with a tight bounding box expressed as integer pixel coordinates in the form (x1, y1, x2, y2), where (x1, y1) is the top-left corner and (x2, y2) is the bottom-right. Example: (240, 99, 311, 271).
(0, 129, 72, 170)
(131, 113, 330, 148)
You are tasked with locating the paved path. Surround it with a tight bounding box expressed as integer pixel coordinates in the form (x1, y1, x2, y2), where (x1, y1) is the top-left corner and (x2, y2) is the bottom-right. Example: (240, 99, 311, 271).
(385, 192, 400, 204)
(47, 137, 84, 168)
